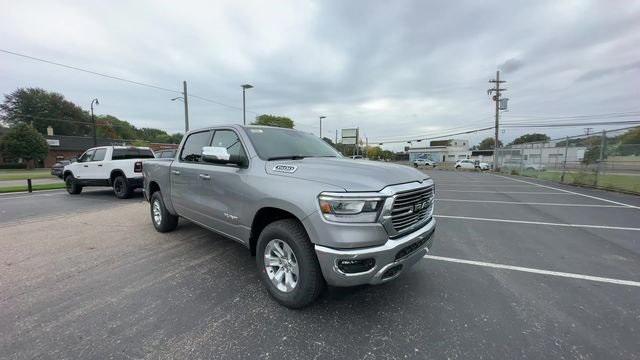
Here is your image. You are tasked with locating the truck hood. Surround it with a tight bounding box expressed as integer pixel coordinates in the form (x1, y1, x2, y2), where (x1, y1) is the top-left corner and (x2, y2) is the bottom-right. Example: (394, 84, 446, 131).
(265, 157, 429, 192)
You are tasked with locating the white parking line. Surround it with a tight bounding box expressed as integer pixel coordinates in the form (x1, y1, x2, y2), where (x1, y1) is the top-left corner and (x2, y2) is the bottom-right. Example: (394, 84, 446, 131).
(424, 255, 640, 288)
(437, 184, 534, 187)
(434, 214, 640, 231)
(435, 199, 629, 208)
(424, 255, 640, 287)
(437, 190, 566, 194)
(492, 174, 640, 209)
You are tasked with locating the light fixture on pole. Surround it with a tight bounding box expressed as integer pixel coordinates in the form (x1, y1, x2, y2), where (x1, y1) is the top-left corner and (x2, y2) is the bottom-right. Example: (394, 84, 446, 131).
(170, 80, 190, 132)
(241, 84, 253, 125)
(91, 98, 99, 146)
(319, 116, 326, 138)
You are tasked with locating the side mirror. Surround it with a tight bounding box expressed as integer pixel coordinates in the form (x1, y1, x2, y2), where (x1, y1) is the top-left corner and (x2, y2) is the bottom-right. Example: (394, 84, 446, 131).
(201, 146, 245, 166)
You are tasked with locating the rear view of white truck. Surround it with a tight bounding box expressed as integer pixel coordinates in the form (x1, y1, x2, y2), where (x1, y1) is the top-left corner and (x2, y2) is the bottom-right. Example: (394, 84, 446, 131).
(63, 146, 155, 198)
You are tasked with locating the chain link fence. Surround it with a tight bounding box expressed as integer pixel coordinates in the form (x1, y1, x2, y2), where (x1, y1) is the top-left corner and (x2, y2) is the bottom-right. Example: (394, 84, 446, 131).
(495, 126, 640, 194)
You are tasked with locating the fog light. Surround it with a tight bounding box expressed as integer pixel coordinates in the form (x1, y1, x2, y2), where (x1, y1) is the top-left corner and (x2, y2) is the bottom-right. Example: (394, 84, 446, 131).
(337, 258, 375, 274)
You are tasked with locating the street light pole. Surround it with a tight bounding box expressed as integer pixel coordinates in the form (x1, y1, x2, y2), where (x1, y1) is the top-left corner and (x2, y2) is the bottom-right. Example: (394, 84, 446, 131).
(90, 98, 99, 146)
(319, 116, 326, 138)
(241, 84, 253, 125)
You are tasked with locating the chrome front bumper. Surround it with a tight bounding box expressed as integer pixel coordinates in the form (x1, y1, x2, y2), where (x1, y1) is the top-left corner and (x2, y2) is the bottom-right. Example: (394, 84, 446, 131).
(314, 217, 436, 287)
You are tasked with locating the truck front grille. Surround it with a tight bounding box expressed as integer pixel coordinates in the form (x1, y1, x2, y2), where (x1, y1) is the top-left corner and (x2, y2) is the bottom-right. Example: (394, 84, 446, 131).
(390, 185, 433, 235)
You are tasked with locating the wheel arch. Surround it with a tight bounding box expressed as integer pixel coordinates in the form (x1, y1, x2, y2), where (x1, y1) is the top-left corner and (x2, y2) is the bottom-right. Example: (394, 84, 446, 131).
(249, 207, 304, 256)
(109, 169, 126, 184)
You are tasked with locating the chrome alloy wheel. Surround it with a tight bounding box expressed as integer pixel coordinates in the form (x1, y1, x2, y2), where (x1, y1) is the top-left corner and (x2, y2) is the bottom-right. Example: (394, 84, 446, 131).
(152, 200, 162, 225)
(264, 239, 299, 292)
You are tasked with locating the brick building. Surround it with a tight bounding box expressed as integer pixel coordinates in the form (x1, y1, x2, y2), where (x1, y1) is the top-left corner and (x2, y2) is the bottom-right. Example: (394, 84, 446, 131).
(0, 126, 178, 168)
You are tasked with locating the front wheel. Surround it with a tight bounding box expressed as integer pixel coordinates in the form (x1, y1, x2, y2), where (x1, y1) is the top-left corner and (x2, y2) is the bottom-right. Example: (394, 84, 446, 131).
(65, 175, 82, 194)
(150, 191, 178, 232)
(256, 219, 324, 308)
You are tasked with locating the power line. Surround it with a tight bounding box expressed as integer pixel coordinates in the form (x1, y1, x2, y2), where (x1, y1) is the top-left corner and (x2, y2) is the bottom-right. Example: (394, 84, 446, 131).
(370, 126, 495, 145)
(0, 48, 260, 115)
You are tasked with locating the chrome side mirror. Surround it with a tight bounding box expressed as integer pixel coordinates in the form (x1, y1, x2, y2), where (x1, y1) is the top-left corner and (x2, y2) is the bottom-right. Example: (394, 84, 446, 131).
(202, 146, 230, 162)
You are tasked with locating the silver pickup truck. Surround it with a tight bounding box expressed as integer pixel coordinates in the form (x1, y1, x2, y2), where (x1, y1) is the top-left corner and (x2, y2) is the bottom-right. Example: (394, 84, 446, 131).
(143, 125, 436, 308)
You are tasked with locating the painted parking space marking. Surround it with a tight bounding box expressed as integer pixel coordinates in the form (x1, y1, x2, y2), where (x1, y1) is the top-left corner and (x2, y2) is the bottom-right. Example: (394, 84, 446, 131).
(437, 190, 566, 194)
(434, 214, 640, 231)
(435, 199, 629, 208)
(424, 255, 640, 288)
(492, 174, 640, 209)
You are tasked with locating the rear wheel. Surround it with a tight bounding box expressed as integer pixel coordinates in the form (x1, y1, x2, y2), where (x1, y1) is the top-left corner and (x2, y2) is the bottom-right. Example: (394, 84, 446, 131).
(65, 175, 82, 194)
(150, 191, 178, 232)
(256, 219, 324, 308)
(113, 175, 132, 199)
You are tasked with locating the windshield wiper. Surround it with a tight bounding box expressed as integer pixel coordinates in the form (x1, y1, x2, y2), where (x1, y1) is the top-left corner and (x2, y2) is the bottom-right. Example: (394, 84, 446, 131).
(267, 155, 307, 161)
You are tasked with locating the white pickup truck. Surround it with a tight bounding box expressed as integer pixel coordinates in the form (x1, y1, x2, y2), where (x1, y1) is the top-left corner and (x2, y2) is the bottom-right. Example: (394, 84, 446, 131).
(63, 146, 155, 198)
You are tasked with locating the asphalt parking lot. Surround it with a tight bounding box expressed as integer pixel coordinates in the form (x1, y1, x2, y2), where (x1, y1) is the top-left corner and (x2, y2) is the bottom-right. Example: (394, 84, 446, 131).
(1, 171, 639, 359)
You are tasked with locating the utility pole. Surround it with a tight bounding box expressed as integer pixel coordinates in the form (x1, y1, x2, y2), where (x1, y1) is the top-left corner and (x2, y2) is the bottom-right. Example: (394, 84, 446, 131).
(584, 127, 593, 136)
(488, 70, 506, 170)
(183, 81, 190, 132)
(335, 129, 338, 144)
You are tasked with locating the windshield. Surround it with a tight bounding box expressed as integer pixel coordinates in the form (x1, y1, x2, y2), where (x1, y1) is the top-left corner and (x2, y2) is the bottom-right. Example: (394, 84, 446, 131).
(245, 127, 340, 160)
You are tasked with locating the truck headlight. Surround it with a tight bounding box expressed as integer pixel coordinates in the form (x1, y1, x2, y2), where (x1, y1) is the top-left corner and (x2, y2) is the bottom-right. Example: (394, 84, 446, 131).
(318, 194, 383, 223)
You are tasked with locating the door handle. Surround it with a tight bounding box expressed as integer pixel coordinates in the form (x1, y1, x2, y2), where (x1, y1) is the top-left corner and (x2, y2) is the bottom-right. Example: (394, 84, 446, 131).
(171, 170, 181, 175)
(83, 165, 89, 167)
(98, 164, 103, 167)
(199, 174, 211, 180)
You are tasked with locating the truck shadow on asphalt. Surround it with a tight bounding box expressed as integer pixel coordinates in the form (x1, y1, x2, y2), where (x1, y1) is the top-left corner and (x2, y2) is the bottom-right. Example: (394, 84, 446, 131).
(173, 219, 426, 315)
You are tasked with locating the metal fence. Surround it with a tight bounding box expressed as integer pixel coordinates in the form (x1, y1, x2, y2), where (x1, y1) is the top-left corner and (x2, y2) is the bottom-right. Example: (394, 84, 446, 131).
(495, 126, 640, 194)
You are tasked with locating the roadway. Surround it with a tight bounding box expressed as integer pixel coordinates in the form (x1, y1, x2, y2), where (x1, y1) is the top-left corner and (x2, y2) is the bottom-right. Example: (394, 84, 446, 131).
(1, 173, 639, 359)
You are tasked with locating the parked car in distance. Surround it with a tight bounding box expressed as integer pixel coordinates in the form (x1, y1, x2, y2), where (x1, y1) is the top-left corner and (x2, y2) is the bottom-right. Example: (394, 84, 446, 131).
(413, 158, 436, 168)
(156, 149, 177, 159)
(143, 125, 436, 308)
(51, 160, 72, 178)
(475, 161, 491, 171)
(350, 155, 363, 159)
(63, 146, 155, 198)
(455, 159, 475, 169)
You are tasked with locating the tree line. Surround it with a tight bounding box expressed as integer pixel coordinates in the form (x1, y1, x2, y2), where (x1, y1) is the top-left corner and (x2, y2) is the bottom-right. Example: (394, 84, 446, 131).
(0, 88, 184, 144)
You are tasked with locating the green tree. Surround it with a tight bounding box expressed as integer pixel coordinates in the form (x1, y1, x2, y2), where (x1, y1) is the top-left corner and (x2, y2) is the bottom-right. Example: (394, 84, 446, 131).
(0, 124, 49, 168)
(477, 137, 503, 150)
(252, 114, 294, 128)
(0, 88, 89, 136)
(510, 133, 550, 145)
(367, 146, 383, 159)
(169, 133, 183, 144)
(617, 127, 640, 155)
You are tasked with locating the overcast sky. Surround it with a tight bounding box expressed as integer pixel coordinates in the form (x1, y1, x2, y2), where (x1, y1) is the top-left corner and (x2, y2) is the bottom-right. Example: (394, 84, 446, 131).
(2, 0, 639, 150)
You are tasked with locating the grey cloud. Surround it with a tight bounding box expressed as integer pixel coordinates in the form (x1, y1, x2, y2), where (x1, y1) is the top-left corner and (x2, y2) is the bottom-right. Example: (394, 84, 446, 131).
(499, 58, 524, 73)
(575, 60, 640, 82)
(1, 0, 639, 149)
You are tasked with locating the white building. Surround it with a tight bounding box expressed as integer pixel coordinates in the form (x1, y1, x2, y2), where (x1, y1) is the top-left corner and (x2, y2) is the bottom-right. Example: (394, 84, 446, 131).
(498, 141, 586, 169)
(408, 139, 471, 163)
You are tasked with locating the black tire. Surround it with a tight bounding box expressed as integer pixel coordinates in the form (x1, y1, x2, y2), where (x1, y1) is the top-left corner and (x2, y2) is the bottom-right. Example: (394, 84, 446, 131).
(150, 191, 178, 233)
(65, 174, 82, 194)
(256, 219, 324, 309)
(113, 175, 132, 199)
(413, 163, 418, 168)
(455, 165, 461, 169)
